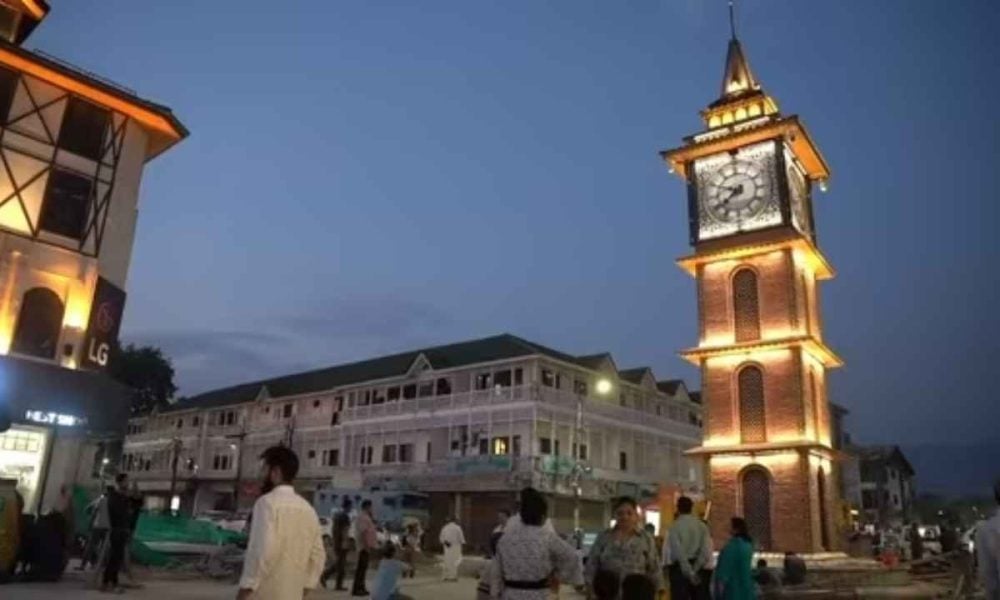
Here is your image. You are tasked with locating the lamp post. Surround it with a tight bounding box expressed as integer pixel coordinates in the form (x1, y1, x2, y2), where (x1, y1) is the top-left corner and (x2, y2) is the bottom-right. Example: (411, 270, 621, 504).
(572, 378, 612, 532)
(227, 419, 248, 511)
(167, 436, 182, 512)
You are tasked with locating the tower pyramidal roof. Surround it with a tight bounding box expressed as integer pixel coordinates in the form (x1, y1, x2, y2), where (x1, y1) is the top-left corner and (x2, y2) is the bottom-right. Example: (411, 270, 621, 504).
(719, 37, 760, 100)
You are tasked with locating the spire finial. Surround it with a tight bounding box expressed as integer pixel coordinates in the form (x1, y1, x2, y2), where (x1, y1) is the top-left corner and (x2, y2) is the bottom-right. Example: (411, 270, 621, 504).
(729, 0, 737, 40)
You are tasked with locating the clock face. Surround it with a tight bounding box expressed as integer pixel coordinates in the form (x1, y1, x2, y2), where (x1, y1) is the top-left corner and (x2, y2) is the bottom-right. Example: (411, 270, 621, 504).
(704, 160, 772, 223)
(785, 159, 811, 236)
(692, 141, 782, 242)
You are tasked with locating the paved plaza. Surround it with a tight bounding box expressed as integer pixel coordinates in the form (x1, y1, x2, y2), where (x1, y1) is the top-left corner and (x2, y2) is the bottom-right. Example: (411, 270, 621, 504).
(1, 570, 585, 600)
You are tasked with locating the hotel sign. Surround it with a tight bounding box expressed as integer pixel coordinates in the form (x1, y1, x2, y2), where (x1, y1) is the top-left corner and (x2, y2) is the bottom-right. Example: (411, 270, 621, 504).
(24, 410, 88, 427)
(80, 277, 127, 371)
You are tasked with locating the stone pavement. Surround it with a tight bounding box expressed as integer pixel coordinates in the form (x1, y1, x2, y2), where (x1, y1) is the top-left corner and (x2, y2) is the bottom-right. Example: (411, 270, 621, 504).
(0, 571, 587, 600)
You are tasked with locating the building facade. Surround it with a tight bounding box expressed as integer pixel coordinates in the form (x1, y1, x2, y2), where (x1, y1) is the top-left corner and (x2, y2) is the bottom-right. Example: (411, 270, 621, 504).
(123, 334, 703, 549)
(857, 445, 915, 527)
(0, 0, 186, 513)
(662, 30, 842, 552)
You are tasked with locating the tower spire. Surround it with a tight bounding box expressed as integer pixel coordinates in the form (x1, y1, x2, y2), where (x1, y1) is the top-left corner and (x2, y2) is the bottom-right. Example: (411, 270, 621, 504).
(729, 0, 737, 40)
(718, 0, 759, 100)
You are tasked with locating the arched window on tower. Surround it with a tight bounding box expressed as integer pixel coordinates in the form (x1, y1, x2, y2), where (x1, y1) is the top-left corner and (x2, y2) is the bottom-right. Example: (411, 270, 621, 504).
(738, 365, 766, 443)
(741, 466, 773, 550)
(818, 466, 830, 550)
(733, 268, 761, 342)
(11, 287, 64, 359)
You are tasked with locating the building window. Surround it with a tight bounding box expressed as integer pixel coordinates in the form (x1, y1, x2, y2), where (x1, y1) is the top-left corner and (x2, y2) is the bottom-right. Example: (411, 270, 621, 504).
(475, 373, 492, 390)
(573, 379, 588, 396)
(738, 365, 766, 443)
(387, 387, 400, 401)
(402, 384, 417, 400)
(619, 451, 628, 471)
(382, 445, 397, 463)
(38, 169, 93, 240)
(0, 66, 17, 123)
(313, 399, 321, 408)
(212, 454, 232, 470)
(435, 378, 451, 395)
(11, 287, 64, 359)
(226, 411, 236, 426)
(399, 444, 413, 463)
(574, 443, 588, 461)
(282, 403, 292, 418)
(360, 446, 374, 465)
(478, 437, 488, 455)
(492, 437, 509, 455)
(322, 449, 339, 467)
(193, 417, 200, 427)
(733, 268, 761, 342)
(58, 97, 110, 161)
(176, 419, 183, 429)
(426, 442, 432, 462)
(308, 450, 316, 459)
(541, 369, 555, 387)
(514, 368, 524, 386)
(742, 467, 773, 550)
(539, 437, 552, 455)
(418, 382, 434, 397)
(494, 370, 512, 388)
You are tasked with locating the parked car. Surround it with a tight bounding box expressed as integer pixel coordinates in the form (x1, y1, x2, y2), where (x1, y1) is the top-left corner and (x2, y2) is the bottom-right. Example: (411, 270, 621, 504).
(196, 511, 248, 533)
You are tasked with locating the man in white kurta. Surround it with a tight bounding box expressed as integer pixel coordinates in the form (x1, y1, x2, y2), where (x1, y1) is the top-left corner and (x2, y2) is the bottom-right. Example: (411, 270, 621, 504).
(439, 517, 466, 581)
(238, 447, 325, 600)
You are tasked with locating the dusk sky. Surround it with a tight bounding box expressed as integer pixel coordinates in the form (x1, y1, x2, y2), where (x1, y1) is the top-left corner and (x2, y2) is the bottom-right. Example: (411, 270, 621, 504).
(31, 1, 999, 447)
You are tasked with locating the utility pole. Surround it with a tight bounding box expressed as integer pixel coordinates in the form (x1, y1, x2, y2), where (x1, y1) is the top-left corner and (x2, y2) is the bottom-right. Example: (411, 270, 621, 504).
(167, 436, 182, 512)
(227, 416, 249, 512)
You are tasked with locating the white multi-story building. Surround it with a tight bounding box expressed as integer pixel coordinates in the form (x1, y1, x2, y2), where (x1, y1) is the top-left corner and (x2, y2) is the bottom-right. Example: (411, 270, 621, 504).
(124, 334, 703, 549)
(0, 1, 186, 513)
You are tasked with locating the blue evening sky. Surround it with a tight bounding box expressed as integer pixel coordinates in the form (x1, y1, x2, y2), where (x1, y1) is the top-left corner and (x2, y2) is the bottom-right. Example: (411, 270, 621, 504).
(31, 1, 999, 446)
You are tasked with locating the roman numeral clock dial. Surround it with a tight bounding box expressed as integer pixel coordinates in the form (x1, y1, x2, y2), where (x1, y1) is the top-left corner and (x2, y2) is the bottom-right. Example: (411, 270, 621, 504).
(706, 160, 769, 222)
(693, 141, 781, 241)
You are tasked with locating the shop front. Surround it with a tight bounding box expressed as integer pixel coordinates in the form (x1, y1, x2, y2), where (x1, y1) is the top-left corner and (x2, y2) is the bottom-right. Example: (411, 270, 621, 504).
(0, 355, 132, 514)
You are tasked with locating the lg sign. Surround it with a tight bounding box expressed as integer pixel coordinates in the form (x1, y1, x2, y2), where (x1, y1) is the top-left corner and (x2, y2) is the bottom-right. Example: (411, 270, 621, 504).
(81, 278, 127, 371)
(87, 301, 117, 366)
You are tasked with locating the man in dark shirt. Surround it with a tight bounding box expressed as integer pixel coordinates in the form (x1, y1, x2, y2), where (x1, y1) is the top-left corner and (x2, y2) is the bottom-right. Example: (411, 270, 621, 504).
(321, 497, 353, 591)
(102, 473, 131, 593)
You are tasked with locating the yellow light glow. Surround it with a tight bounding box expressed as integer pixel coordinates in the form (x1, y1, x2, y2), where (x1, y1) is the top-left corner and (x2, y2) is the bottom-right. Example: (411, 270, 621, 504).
(0, 49, 184, 144)
(703, 435, 740, 448)
(710, 452, 800, 468)
(596, 379, 613, 395)
(21, 0, 48, 19)
(678, 237, 835, 281)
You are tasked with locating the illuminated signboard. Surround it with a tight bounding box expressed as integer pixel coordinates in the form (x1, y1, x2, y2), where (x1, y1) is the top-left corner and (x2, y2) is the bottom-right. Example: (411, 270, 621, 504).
(24, 410, 88, 427)
(80, 277, 127, 371)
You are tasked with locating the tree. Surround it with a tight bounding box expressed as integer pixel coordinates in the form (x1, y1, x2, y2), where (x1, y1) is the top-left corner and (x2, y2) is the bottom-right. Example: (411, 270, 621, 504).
(108, 343, 177, 415)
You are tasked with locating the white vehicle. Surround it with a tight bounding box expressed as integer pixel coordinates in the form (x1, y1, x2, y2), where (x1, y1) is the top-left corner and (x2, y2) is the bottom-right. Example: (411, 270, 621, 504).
(196, 511, 249, 533)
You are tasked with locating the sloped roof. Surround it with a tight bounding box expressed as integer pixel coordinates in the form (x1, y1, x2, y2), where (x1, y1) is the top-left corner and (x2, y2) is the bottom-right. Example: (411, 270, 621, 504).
(857, 445, 915, 476)
(166, 334, 596, 414)
(656, 379, 685, 395)
(618, 367, 652, 385)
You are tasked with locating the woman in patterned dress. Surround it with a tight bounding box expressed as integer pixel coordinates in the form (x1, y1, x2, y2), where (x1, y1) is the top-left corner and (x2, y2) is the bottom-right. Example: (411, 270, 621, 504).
(584, 497, 663, 596)
(492, 487, 582, 600)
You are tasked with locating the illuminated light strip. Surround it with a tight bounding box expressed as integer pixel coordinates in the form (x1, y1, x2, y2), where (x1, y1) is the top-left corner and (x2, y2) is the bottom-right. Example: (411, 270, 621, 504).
(0, 49, 183, 141)
(709, 452, 800, 468)
(661, 116, 831, 182)
(677, 237, 834, 280)
(679, 335, 843, 368)
(688, 439, 832, 456)
(21, 0, 48, 19)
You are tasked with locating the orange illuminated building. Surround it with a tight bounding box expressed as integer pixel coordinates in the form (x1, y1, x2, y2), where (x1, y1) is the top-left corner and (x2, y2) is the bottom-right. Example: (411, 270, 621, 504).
(661, 26, 841, 552)
(0, 1, 185, 513)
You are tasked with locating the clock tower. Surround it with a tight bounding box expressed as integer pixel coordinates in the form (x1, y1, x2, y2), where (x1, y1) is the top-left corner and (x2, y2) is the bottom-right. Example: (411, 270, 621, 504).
(662, 27, 842, 552)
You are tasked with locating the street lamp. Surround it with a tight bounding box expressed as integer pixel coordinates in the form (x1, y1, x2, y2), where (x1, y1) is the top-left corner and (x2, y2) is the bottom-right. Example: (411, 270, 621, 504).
(572, 378, 612, 532)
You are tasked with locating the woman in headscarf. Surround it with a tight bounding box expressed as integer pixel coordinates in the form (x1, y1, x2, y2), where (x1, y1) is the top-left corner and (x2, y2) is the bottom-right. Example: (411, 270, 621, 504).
(584, 496, 662, 595)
